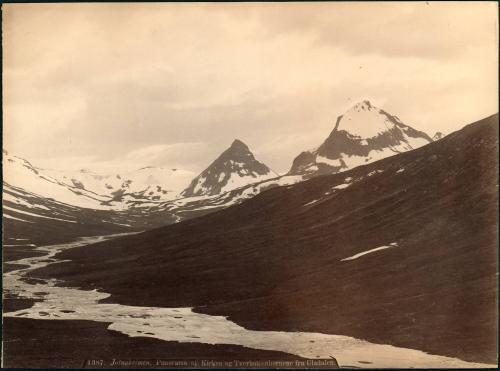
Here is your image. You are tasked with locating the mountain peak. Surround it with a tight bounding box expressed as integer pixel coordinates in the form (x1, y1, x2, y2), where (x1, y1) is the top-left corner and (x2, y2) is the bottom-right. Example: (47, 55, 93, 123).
(349, 100, 375, 113)
(289, 103, 433, 176)
(229, 139, 249, 151)
(181, 140, 276, 197)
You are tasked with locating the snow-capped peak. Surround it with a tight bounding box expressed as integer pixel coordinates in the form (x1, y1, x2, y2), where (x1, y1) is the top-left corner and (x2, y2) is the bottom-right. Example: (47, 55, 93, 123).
(337, 100, 404, 138)
(181, 139, 277, 197)
(350, 100, 376, 112)
(289, 101, 433, 177)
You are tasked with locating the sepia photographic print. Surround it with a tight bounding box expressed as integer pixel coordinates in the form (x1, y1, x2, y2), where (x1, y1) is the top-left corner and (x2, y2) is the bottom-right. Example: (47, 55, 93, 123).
(1, 1, 498, 369)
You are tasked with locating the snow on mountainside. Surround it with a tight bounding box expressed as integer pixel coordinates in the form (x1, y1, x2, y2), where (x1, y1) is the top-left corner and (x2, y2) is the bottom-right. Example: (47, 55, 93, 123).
(2, 150, 114, 210)
(289, 100, 433, 177)
(1, 104, 439, 226)
(2, 182, 139, 248)
(128, 166, 194, 195)
(43, 166, 194, 203)
(2, 150, 195, 210)
(2, 148, 296, 232)
(2, 148, 296, 224)
(2, 155, 303, 245)
(181, 139, 278, 197)
(156, 175, 304, 217)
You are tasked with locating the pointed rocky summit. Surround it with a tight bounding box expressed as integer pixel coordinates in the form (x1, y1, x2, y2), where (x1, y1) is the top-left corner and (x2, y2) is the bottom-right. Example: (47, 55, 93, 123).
(182, 139, 277, 197)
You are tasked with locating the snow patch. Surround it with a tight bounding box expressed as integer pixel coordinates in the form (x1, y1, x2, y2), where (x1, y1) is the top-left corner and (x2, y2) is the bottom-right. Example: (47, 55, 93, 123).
(341, 243, 399, 261)
(303, 199, 319, 207)
(333, 183, 350, 190)
(316, 156, 342, 167)
(3, 205, 77, 223)
(4, 244, 36, 247)
(3, 214, 34, 223)
(367, 170, 384, 177)
(220, 172, 275, 194)
(3, 193, 51, 210)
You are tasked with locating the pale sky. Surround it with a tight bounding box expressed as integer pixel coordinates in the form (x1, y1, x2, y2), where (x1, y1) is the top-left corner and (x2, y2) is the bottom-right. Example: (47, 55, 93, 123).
(2, 2, 498, 174)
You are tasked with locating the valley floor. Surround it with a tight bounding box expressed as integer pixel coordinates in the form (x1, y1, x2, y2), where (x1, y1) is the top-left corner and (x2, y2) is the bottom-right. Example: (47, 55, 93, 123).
(2, 235, 495, 368)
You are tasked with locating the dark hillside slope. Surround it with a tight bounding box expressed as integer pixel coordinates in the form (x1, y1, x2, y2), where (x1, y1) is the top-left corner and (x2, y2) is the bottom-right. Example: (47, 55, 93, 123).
(35, 114, 499, 363)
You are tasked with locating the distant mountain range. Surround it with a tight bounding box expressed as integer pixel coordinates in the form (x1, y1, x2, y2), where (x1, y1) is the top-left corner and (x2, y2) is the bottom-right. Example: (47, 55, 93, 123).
(3, 101, 449, 244)
(3, 101, 448, 244)
(3, 139, 280, 210)
(44, 166, 195, 203)
(3, 101, 437, 210)
(3, 150, 195, 209)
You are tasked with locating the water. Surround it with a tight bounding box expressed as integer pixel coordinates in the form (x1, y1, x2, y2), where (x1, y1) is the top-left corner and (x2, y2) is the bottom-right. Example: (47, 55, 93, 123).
(3, 234, 494, 368)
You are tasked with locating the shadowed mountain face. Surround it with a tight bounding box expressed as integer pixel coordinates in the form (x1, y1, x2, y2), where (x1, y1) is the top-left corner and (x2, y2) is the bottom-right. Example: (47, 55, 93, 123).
(181, 139, 277, 197)
(289, 101, 433, 177)
(33, 114, 498, 364)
